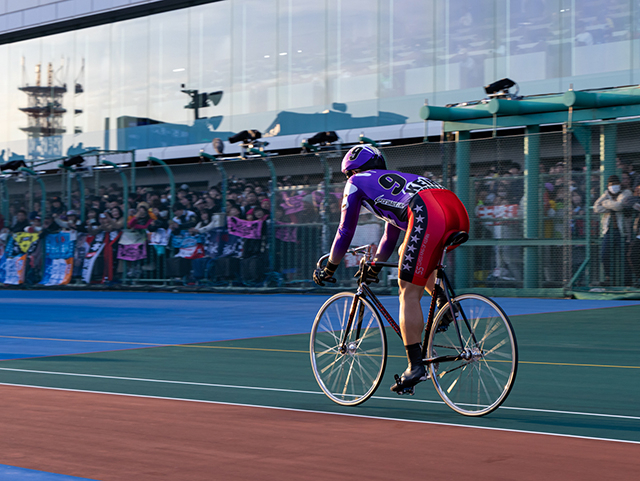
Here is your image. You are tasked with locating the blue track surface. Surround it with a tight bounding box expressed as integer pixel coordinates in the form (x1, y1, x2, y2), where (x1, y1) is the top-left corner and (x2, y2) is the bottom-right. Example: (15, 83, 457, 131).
(1, 290, 639, 361)
(0, 465, 97, 480)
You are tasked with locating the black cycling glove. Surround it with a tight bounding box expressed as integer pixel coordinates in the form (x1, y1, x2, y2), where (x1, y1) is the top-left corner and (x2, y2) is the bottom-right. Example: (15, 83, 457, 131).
(313, 261, 338, 286)
(355, 262, 382, 284)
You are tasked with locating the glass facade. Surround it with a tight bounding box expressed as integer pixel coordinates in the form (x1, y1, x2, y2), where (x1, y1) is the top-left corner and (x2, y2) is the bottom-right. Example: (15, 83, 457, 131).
(1, 0, 639, 161)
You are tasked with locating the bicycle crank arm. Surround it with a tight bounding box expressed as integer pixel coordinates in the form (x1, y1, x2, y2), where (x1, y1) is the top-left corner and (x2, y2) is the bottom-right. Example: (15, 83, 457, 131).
(422, 354, 464, 364)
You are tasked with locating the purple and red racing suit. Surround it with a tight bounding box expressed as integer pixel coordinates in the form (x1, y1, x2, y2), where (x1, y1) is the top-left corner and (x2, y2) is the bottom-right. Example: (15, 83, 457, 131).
(329, 170, 469, 286)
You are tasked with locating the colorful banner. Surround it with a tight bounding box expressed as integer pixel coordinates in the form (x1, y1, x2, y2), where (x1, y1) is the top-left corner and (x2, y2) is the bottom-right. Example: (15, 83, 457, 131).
(475, 204, 519, 219)
(148, 228, 171, 246)
(171, 231, 203, 249)
(172, 230, 205, 259)
(117, 243, 147, 262)
(0, 233, 40, 285)
(40, 232, 76, 286)
(280, 192, 306, 215)
(227, 217, 263, 239)
(82, 232, 106, 283)
(117, 230, 147, 261)
(275, 224, 297, 243)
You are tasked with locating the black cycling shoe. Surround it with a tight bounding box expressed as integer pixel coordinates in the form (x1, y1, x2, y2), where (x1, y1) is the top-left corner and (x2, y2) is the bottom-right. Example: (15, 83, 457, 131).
(391, 364, 428, 394)
(436, 305, 454, 332)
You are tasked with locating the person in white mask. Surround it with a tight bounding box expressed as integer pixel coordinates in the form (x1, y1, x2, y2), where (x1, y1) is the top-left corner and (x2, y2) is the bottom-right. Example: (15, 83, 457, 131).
(594, 175, 632, 286)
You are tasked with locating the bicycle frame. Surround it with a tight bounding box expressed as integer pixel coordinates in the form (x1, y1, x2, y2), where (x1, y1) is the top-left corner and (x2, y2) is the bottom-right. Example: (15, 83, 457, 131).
(336, 247, 480, 366)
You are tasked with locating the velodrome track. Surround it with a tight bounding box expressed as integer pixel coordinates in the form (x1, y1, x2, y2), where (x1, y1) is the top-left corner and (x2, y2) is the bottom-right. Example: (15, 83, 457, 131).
(0, 291, 639, 480)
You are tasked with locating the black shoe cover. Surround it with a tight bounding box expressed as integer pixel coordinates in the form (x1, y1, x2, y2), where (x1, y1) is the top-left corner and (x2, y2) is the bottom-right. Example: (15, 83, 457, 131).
(391, 364, 428, 393)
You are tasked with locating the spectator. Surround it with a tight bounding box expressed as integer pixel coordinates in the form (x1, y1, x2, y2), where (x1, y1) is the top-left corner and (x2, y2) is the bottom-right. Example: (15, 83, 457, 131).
(594, 175, 632, 285)
(108, 206, 125, 231)
(85, 208, 100, 235)
(50, 197, 65, 217)
(191, 210, 218, 234)
(11, 210, 30, 232)
(55, 210, 81, 232)
(25, 214, 42, 233)
(128, 202, 153, 231)
(170, 204, 197, 233)
(626, 184, 640, 286)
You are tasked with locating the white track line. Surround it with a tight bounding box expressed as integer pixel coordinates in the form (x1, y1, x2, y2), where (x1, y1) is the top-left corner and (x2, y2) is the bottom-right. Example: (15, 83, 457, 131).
(0, 381, 638, 446)
(1, 367, 639, 422)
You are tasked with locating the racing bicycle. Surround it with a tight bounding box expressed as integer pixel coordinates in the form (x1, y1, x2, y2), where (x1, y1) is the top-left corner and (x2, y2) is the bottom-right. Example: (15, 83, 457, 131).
(310, 231, 518, 416)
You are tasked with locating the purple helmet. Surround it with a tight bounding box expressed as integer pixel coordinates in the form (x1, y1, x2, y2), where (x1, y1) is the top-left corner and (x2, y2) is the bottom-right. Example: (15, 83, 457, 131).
(341, 145, 387, 177)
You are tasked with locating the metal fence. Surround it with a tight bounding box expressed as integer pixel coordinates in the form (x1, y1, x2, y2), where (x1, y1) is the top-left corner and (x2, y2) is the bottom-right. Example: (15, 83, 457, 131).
(1, 121, 640, 297)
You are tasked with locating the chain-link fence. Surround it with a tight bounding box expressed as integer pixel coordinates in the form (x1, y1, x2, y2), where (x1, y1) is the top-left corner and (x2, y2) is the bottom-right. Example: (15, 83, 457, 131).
(1, 122, 639, 297)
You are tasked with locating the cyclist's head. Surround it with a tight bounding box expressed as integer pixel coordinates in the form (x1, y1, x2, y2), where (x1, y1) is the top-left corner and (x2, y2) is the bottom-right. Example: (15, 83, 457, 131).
(341, 145, 387, 178)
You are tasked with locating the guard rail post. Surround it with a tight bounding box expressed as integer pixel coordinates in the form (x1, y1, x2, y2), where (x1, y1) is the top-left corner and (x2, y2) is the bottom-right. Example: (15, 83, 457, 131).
(454, 131, 471, 289)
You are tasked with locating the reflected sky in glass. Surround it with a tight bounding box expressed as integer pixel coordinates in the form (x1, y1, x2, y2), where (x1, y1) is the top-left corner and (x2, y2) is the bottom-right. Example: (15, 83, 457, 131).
(0, 0, 637, 160)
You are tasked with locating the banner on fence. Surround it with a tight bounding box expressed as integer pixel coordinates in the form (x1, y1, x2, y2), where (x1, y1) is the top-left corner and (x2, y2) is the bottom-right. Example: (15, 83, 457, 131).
(172, 231, 205, 259)
(0, 233, 40, 285)
(475, 204, 519, 219)
(40, 232, 76, 286)
(82, 232, 106, 283)
(117, 230, 147, 261)
(280, 192, 307, 215)
(275, 224, 297, 243)
(227, 217, 263, 239)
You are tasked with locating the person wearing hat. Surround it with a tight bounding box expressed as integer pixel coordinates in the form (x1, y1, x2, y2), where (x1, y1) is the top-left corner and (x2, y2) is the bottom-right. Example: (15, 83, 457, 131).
(25, 214, 42, 233)
(128, 202, 153, 230)
(55, 210, 81, 232)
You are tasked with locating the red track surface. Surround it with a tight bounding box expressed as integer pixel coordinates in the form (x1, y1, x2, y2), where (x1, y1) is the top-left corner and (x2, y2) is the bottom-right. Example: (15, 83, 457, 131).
(0, 385, 637, 480)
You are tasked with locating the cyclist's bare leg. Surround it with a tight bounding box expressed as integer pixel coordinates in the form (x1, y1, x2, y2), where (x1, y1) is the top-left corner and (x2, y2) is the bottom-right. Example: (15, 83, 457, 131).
(391, 279, 429, 392)
(423, 270, 437, 297)
(398, 279, 424, 345)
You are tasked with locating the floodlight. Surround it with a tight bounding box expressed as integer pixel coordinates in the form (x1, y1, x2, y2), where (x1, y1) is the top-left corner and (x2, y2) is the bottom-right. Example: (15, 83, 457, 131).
(307, 131, 339, 146)
(484, 78, 517, 96)
(63, 155, 84, 168)
(229, 130, 262, 144)
(0, 160, 27, 171)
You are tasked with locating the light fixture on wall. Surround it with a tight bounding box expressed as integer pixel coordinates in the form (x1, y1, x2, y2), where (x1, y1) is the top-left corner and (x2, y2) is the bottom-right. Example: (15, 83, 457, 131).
(229, 130, 269, 159)
(484, 78, 519, 99)
(301, 131, 339, 153)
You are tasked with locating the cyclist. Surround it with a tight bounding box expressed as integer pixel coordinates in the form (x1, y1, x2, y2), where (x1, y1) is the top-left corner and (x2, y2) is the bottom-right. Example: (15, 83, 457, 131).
(313, 145, 469, 393)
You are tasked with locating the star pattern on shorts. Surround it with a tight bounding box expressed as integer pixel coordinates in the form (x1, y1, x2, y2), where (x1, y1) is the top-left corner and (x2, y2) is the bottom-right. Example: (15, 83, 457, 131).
(406, 244, 416, 253)
(402, 263, 411, 270)
(414, 225, 424, 234)
(410, 235, 420, 243)
(404, 254, 414, 262)
(413, 205, 423, 213)
(415, 215, 424, 223)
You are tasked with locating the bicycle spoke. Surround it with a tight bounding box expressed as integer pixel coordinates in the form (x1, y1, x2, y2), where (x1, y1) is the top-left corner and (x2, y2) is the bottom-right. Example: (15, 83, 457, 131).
(311, 293, 387, 406)
(428, 294, 517, 416)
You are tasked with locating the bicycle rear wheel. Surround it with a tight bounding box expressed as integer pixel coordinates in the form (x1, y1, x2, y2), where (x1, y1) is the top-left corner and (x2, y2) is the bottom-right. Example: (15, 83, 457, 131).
(310, 292, 387, 406)
(426, 293, 517, 416)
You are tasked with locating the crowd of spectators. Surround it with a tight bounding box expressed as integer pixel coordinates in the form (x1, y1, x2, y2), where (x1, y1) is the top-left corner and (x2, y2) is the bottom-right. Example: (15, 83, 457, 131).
(2, 156, 640, 288)
(472, 157, 640, 288)
(0, 174, 347, 286)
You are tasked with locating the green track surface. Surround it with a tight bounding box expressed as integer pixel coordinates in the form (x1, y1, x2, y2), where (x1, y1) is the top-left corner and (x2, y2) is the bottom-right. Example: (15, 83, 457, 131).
(1, 306, 639, 442)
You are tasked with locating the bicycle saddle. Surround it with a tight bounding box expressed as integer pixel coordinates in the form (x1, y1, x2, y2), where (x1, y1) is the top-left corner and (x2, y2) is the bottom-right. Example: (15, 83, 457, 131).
(444, 231, 469, 248)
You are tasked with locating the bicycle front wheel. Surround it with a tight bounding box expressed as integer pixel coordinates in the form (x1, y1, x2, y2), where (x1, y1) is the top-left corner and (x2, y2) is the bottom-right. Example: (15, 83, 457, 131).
(427, 294, 518, 416)
(310, 292, 387, 406)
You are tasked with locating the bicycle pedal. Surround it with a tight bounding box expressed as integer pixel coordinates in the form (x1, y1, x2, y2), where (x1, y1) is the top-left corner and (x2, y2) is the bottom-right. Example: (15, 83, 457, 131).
(396, 386, 415, 396)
